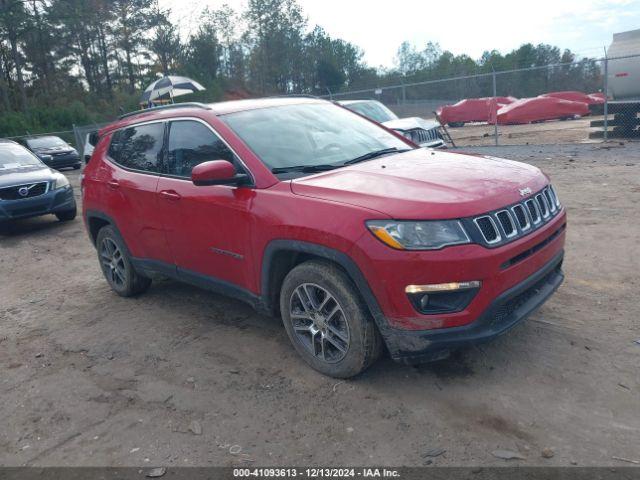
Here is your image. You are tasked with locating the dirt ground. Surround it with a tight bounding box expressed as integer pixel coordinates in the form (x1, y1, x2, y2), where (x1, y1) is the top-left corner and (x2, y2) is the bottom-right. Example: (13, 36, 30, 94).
(1, 142, 639, 468)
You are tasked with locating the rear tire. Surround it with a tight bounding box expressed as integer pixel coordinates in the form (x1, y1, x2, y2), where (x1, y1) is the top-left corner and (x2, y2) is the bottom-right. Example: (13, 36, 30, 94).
(55, 205, 77, 222)
(280, 260, 382, 378)
(96, 225, 151, 297)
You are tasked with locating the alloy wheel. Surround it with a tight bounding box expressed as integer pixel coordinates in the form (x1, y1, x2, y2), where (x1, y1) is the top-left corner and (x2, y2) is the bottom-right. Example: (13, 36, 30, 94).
(289, 283, 350, 363)
(100, 238, 126, 288)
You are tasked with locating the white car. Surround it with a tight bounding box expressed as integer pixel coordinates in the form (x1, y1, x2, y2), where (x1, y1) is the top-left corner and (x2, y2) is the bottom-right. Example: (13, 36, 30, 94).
(83, 131, 99, 163)
(338, 99, 446, 149)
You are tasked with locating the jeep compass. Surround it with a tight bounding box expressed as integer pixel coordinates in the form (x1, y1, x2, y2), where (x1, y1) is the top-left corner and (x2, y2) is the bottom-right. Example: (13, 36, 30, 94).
(82, 98, 566, 378)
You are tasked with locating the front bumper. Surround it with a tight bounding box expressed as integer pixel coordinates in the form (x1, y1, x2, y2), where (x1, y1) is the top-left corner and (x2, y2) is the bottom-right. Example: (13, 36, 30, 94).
(383, 249, 564, 363)
(0, 186, 76, 221)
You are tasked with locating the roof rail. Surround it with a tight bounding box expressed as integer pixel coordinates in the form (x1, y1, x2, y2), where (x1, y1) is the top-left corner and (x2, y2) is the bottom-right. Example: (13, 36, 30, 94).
(118, 102, 211, 120)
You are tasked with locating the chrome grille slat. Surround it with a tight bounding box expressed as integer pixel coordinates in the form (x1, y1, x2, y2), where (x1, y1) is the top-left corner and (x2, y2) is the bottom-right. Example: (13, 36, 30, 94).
(511, 204, 530, 231)
(496, 210, 517, 238)
(474, 215, 501, 244)
(536, 194, 550, 218)
(525, 199, 541, 224)
(544, 188, 556, 213)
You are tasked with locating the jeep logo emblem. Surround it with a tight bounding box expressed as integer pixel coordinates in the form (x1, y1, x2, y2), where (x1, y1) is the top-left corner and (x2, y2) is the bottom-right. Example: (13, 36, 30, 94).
(519, 187, 532, 197)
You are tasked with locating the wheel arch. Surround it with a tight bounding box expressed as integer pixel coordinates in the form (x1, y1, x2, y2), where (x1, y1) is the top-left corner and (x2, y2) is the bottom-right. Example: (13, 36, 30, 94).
(85, 210, 119, 246)
(260, 240, 388, 331)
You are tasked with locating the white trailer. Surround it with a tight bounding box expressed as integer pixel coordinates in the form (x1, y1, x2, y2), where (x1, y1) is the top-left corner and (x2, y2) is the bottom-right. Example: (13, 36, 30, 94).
(590, 29, 640, 138)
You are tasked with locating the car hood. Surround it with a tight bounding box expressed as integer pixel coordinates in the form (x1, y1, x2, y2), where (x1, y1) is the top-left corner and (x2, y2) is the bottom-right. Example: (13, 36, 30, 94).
(290, 149, 548, 219)
(0, 165, 56, 188)
(383, 117, 440, 131)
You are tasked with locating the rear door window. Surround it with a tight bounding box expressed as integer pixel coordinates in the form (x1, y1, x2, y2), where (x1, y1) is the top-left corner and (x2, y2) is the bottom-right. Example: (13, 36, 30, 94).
(108, 123, 165, 173)
(166, 120, 237, 178)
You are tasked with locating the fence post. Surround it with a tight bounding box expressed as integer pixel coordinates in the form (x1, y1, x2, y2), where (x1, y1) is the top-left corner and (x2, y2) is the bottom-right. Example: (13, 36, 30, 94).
(492, 69, 498, 146)
(401, 82, 406, 105)
(603, 54, 608, 141)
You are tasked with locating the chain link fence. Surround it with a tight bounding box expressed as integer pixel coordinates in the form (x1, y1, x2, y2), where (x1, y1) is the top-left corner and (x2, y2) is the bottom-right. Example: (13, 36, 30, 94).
(327, 55, 640, 147)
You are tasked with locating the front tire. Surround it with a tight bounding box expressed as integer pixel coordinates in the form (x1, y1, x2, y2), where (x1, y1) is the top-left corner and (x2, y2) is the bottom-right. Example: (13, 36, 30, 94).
(55, 205, 77, 222)
(280, 260, 382, 378)
(96, 225, 151, 297)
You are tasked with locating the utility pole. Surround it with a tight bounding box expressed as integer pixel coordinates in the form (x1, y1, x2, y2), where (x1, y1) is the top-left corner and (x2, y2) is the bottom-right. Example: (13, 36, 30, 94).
(603, 47, 609, 141)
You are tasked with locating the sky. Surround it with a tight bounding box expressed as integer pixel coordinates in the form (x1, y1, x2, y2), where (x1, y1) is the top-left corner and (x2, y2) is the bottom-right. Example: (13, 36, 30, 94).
(160, 0, 640, 67)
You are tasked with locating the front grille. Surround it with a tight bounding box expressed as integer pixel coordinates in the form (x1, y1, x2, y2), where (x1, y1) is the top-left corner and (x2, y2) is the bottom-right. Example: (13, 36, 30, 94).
(409, 128, 441, 144)
(471, 186, 562, 247)
(0, 182, 49, 200)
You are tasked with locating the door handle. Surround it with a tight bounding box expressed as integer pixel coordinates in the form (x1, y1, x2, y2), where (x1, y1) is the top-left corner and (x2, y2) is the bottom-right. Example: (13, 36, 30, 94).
(107, 180, 120, 190)
(159, 190, 181, 201)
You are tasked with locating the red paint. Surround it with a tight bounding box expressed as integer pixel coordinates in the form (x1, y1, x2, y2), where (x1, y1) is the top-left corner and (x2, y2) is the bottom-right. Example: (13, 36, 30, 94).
(192, 160, 237, 184)
(84, 98, 566, 332)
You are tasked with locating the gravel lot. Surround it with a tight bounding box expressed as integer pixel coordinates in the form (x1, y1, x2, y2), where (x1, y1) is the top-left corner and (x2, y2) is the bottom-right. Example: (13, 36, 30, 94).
(1, 142, 639, 467)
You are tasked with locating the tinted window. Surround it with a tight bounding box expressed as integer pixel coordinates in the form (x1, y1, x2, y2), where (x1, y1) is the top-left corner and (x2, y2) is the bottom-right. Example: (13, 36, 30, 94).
(108, 123, 165, 173)
(345, 101, 398, 123)
(167, 121, 236, 178)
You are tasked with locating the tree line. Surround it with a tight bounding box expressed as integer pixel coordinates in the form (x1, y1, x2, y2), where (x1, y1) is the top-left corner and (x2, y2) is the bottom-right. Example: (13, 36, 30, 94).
(0, 0, 602, 136)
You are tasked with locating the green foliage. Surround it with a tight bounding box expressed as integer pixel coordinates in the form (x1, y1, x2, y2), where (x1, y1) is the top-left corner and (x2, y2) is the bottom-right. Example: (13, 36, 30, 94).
(0, 0, 603, 138)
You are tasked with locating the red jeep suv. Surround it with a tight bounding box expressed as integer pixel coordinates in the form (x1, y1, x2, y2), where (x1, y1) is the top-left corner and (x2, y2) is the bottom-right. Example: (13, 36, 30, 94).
(82, 98, 566, 378)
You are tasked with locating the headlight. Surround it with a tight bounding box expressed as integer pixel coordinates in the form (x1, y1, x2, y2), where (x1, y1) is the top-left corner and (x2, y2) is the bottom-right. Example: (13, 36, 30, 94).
(53, 174, 70, 190)
(366, 220, 470, 250)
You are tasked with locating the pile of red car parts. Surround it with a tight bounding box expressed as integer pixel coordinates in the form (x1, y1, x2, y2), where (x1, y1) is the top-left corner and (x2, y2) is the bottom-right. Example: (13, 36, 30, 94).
(495, 97, 590, 125)
(540, 90, 605, 105)
(437, 91, 603, 126)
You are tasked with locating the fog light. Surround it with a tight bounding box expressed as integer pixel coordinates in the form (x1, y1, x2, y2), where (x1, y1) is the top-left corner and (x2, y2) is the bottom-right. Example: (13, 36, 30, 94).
(405, 281, 481, 294)
(406, 281, 481, 315)
(419, 294, 430, 310)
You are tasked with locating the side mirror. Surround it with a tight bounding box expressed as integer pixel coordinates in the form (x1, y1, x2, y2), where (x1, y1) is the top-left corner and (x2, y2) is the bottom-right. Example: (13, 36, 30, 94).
(191, 160, 250, 186)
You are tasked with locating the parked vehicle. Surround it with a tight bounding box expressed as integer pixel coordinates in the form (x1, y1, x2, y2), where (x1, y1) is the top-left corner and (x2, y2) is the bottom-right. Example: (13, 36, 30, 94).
(539, 91, 604, 105)
(0, 139, 77, 223)
(589, 29, 640, 139)
(83, 99, 566, 378)
(338, 99, 446, 148)
(496, 97, 590, 124)
(437, 97, 516, 127)
(83, 131, 100, 164)
(21, 135, 81, 170)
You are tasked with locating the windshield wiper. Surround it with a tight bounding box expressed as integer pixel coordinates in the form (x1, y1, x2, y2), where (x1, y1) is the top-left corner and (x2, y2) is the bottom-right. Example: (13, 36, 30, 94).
(272, 164, 340, 174)
(343, 147, 411, 165)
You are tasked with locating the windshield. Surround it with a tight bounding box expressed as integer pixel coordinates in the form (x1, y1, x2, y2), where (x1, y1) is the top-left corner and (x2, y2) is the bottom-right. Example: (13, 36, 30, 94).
(344, 101, 398, 123)
(26, 136, 68, 149)
(221, 103, 410, 173)
(0, 144, 43, 170)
